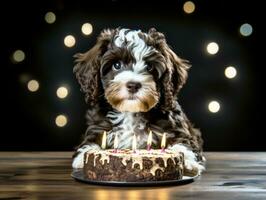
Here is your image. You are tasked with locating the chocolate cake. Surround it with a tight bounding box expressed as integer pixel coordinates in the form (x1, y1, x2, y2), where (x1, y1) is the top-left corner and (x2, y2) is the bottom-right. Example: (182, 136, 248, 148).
(83, 149, 184, 182)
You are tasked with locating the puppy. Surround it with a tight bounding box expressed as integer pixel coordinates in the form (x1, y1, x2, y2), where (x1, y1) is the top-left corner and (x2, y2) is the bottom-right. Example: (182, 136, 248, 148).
(72, 28, 205, 175)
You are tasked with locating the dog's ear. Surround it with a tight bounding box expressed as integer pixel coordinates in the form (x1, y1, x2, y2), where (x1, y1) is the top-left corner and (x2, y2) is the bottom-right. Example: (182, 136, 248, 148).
(165, 46, 191, 95)
(73, 29, 115, 106)
(148, 28, 191, 110)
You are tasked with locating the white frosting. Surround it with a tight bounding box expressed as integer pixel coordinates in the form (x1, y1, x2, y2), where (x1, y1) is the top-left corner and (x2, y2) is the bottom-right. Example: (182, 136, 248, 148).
(150, 163, 164, 176)
(132, 156, 143, 169)
(85, 149, 183, 176)
(99, 153, 110, 165)
(85, 153, 89, 164)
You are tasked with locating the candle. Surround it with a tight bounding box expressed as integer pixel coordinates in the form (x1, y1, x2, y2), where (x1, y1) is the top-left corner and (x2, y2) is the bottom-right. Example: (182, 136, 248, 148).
(113, 133, 118, 153)
(147, 130, 152, 151)
(161, 132, 166, 152)
(132, 134, 137, 153)
(101, 131, 107, 149)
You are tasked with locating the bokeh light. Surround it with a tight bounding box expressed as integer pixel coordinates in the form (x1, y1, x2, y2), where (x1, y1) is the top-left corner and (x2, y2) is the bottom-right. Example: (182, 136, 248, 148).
(27, 80, 39, 92)
(240, 23, 253, 36)
(64, 35, 76, 47)
(225, 66, 237, 79)
(183, 1, 195, 14)
(56, 86, 68, 99)
(44, 12, 56, 24)
(206, 42, 219, 55)
(81, 23, 93, 35)
(12, 50, 25, 63)
(55, 115, 68, 127)
(208, 101, 220, 113)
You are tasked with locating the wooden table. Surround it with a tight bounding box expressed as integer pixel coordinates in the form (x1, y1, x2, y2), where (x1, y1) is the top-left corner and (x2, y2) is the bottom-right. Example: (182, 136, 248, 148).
(0, 152, 266, 200)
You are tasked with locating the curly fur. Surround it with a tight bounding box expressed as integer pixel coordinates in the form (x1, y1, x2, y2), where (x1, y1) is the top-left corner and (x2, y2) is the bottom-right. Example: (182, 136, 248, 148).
(72, 28, 205, 174)
(73, 29, 116, 106)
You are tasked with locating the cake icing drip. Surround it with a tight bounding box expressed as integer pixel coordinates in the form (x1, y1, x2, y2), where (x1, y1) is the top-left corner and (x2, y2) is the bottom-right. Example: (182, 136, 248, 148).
(132, 156, 143, 170)
(93, 154, 100, 167)
(150, 163, 164, 176)
(121, 156, 131, 166)
(163, 157, 168, 167)
(99, 153, 110, 165)
(85, 153, 89, 164)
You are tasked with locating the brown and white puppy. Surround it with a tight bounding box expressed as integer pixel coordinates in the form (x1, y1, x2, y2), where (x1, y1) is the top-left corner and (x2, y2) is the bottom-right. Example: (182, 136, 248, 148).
(72, 28, 205, 175)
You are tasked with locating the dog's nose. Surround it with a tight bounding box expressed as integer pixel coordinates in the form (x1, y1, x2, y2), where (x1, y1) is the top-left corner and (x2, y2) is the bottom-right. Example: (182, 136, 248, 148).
(126, 81, 142, 93)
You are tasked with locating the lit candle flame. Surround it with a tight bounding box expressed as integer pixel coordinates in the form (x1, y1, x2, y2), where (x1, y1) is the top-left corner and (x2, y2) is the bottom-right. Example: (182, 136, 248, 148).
(132, 134, 137, 153)
(161, 132, 166, 151)
(147, 130, 152, 150)
(101, 131, 107, 149)
(114, 134, 118, 150)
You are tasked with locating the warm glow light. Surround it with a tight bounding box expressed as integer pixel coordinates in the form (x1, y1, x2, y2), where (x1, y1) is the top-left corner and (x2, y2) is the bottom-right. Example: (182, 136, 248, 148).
(81, 23, 93, 35)
(56, 86, 68, 99)
(44, 12, 56, 24)
(64, 35, 76, 47)
(93, 190, 110, 200)
(183, 1, 195, 14)
(206, 42, 219, 55)
(27, 80, 39, 92)
(127, 190, 141, 200)
(132, 134, 137, 152)
(147, 130, 152, 150)
(161, 133, 166, 149)
(240, 23, 253, 37)
(114, 134, 118, 149)
(157, 189, 170, 200)
(13, 50, 25, 63)
(101, 131, 107, 149)
(55, 115, 67, 127)
(225, 66, 237, 79)
(208, 101, 220, 113)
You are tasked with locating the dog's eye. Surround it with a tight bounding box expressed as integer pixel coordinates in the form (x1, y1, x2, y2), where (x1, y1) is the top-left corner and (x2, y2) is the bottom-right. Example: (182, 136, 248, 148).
(146, 65, 154, 72)
(112, 62, 122, 71)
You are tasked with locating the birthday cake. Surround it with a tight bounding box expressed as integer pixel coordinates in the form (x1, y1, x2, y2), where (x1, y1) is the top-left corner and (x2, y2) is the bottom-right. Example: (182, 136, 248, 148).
(83, 149, 184, 182)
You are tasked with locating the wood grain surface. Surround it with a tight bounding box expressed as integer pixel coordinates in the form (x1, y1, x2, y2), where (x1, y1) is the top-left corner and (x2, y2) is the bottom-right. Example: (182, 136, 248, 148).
(0, 152, 266, 200)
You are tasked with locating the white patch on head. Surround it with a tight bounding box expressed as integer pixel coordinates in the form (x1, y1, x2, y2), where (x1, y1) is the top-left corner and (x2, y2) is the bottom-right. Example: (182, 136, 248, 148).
(106, 29, 160, 112)
(72, 144, 101, 168)
(114, 28, 156, 73)
(168, 144, 205, 175)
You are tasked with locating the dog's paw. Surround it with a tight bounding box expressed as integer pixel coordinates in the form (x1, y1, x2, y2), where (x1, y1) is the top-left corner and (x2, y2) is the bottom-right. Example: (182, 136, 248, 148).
(72, 152, 85, 168)
(168, 144, 205, 176)
(183, 156, 205, 176)
(72, 144, 101, 169)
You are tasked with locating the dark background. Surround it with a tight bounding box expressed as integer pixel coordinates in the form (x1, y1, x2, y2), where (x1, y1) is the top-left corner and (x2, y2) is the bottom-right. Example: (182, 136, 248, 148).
(1, 0, 264, 151)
